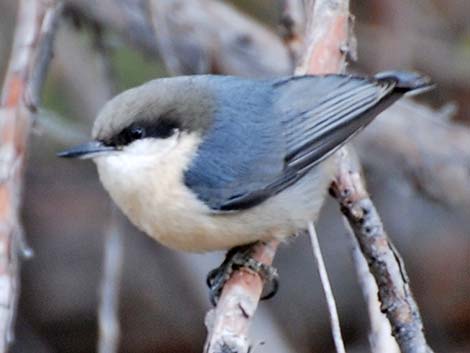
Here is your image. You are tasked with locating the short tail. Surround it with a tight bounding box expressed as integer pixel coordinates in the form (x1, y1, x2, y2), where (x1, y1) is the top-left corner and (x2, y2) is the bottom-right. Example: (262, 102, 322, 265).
(374, 71, 434, 95)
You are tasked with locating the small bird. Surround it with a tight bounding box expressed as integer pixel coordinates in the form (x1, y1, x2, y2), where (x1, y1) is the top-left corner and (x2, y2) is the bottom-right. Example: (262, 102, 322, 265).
(58, 71, 431, 298)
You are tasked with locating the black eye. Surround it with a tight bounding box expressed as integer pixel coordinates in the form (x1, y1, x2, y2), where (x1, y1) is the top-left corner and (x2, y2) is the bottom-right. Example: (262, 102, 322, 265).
(116, 125, 146, 145)
(129, 126, 145, 140)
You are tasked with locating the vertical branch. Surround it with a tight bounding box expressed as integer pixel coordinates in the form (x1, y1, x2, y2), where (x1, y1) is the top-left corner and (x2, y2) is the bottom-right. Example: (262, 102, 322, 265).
(93, 29, 123, 353)
(98, 207, 124, 353)
(296, 0, 354, 75)
(330, 148, 434, 353)
(0, 0, 62, 351)
(308, 222, 346, 353)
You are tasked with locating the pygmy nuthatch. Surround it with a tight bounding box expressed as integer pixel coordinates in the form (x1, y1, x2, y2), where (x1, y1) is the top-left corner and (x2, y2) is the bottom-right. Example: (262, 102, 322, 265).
(59, 72, 431, 253)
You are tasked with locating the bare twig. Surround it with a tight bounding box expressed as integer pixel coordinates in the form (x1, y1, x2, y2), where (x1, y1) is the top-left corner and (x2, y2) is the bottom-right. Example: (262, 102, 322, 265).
(0, 0, 62, 350)
(330, 148, 434, 353)
(296, 0, 354, 75)
(24, 3, 64, 112)
(92, 28, 123, 353)
(204, 240, 279, 353)
(98, 206, 124, 353)
(308, 222, 346, 353)
(345, 220, 399, 353)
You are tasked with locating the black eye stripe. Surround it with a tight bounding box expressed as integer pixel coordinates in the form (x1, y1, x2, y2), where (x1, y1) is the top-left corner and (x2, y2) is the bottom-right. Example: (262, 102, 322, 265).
(143, 119, 179, 139)
(110, 119, 180, 146)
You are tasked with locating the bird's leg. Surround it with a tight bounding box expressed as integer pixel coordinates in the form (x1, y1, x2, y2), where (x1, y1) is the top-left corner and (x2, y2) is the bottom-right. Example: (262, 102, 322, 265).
(206, 243, 279, 306)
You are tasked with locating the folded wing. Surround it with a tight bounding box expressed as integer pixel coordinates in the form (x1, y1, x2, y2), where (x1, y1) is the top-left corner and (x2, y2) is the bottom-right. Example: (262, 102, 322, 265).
(185, 72, 430, 211)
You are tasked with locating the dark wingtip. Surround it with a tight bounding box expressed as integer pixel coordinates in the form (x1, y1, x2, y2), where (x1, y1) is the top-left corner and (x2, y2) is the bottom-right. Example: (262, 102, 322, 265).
(374, 71, 434, 93)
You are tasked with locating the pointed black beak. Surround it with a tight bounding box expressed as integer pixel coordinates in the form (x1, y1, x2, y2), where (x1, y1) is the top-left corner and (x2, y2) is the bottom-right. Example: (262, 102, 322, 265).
(57, 141, 117, 159)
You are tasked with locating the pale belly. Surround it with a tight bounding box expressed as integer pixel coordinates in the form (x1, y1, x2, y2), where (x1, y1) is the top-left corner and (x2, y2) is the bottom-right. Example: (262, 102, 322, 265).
(94, 136, 334, 252)
(97, 161, 333, 252)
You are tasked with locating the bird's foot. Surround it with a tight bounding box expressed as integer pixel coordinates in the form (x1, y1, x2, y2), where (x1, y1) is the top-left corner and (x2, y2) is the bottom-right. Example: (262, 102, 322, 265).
(206, 243, 279, 306)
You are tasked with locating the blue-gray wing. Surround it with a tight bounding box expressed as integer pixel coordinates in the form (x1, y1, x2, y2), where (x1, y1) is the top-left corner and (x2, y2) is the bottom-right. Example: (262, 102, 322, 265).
(184, 73, 426, 211)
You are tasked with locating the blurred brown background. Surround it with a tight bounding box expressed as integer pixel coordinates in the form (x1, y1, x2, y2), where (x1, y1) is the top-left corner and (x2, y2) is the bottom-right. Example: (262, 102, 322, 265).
(0, 0, 469, 352)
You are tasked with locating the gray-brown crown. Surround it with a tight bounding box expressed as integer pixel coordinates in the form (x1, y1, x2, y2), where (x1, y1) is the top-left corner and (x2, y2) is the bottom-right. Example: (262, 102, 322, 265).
(92, 76, 216, 145)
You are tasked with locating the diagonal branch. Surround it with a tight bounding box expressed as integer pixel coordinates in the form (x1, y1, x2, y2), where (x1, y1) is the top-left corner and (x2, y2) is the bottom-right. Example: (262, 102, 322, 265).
(203, 240, 280, 353)
(346, 219, 400, 353)
(0, 0, 63, 351)
(330, 148, 434, 353)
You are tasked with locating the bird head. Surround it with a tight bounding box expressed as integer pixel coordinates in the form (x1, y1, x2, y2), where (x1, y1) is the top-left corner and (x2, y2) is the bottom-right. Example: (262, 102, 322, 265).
(58, 76, 215, 163)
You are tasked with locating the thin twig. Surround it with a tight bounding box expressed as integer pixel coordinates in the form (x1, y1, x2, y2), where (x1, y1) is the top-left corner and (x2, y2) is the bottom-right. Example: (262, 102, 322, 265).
(93, 28, 123, 353)
(307, 222, 346, 353)
(345, 220, 399, 353)
(0, 0, 62, 351)
(24, 2, 64, 111)
(98, 207, 124, 353)
(330, 148, 434, 353)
